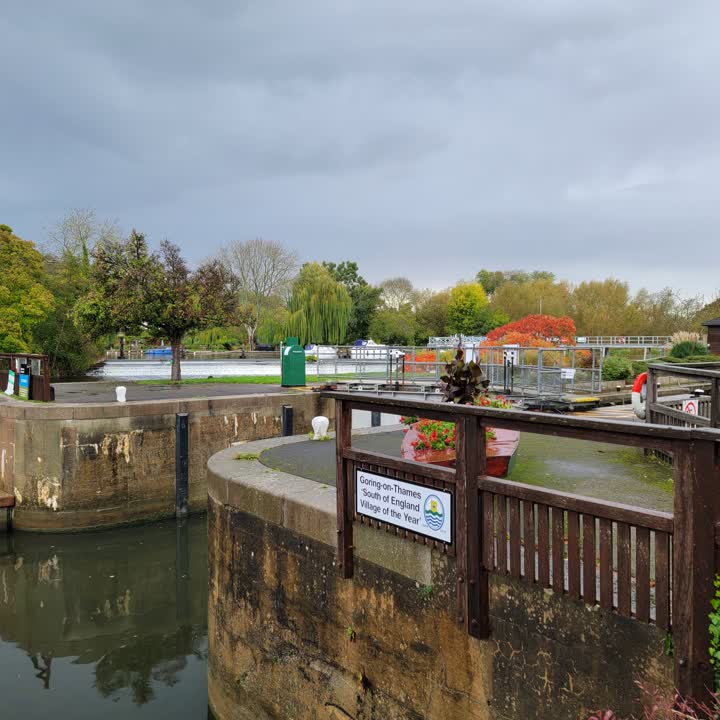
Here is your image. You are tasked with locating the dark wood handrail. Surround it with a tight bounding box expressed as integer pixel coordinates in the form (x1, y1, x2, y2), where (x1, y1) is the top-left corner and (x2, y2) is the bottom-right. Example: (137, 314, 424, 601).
(322, 391, 720, 448)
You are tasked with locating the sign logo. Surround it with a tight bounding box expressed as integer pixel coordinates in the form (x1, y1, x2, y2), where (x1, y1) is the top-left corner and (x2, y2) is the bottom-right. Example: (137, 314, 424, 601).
(423, 495, 445, 531)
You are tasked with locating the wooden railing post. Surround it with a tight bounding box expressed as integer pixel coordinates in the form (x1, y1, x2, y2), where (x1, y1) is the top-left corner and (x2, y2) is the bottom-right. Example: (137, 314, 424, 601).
(711, 377, 720, 429)
(456, 415, 488, 638)
(673, 438, 719, 699)
(335, 399, 354, 579)
(646, 366, 657, 424)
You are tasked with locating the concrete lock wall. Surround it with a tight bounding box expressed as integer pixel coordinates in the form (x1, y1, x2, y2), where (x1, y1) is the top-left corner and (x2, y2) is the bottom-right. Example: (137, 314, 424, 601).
(207, 442, 673, 720)
(0, 392, 332, 531)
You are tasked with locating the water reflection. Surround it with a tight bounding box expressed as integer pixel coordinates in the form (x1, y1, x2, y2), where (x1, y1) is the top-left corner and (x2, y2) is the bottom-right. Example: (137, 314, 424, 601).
(0, 517, 208, 718)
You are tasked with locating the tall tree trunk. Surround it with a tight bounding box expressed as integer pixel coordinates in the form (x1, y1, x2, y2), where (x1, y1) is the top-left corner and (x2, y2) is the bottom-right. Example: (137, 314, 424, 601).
(171, 340, 182, 381)
(243, 323, 255, 350)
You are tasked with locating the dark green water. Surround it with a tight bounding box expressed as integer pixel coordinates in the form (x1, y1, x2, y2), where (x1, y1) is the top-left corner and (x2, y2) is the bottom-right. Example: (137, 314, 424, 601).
(0, 517, 209, 718)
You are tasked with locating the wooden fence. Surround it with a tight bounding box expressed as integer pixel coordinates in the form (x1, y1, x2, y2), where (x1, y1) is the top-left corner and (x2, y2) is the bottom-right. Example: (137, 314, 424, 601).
(325, 392, 720, 701)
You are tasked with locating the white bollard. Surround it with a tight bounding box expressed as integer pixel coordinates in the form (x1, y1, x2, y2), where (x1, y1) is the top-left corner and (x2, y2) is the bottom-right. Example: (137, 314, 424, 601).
(116, 386, 127, 403)
(311, 416, 329, 440)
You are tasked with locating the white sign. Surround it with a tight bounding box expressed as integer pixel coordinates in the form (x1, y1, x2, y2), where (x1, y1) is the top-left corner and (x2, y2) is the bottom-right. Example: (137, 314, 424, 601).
(503, 344, 520, 365)
(561, 368, 576, 380)
(682, 399, 699, 416)
(355, 470, 452, 544)
(4, 370, 15, 396)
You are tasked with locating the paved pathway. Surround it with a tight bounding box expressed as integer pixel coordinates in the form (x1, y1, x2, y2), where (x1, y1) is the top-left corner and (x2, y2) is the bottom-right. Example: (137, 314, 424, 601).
(49, 381, 292, 404)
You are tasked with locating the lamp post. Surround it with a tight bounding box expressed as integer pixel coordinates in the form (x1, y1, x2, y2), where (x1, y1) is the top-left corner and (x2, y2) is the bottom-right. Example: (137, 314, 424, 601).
(117, 330, 126, 360)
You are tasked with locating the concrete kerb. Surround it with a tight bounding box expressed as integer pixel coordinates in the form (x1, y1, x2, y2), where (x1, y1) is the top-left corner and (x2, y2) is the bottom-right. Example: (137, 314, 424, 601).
(0, 390, 309, 421)
(207, 425, 433, 585)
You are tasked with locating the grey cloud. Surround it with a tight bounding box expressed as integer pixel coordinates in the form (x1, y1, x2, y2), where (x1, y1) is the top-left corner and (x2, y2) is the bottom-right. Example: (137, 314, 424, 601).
(1, 1, 719, 298)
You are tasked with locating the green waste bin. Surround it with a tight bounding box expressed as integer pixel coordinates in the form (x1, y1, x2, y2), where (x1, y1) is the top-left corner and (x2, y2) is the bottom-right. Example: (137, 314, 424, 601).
(281, 337, 306, 387)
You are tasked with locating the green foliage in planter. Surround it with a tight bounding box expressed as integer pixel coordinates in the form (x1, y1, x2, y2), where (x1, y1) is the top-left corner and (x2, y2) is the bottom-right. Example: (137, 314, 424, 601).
(439, 348, 489, 404)
(601, 355, 634, 381)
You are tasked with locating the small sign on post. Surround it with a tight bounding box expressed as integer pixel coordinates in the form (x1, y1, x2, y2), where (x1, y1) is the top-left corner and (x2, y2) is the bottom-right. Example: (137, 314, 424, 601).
(561, 368, 576, 380)
(18, 374, 29, 400)
(682, 399, 699, 416)
(355, 469, 452, 544)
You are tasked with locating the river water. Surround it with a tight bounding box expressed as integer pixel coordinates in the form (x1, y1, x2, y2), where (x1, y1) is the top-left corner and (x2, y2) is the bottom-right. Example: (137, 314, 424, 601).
(0, 517, 209, 718)
(88, 359, 368, 382)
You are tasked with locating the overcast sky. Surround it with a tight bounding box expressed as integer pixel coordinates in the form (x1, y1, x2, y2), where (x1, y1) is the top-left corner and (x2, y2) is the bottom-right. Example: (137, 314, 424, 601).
(2, 1, 719, 299)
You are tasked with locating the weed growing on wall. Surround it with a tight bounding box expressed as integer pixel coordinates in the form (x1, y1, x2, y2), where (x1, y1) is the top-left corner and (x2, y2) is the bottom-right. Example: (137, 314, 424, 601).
(709, 575, 720, 690)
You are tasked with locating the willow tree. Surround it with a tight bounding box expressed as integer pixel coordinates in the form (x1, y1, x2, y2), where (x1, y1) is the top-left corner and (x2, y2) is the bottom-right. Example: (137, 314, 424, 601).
(285, 263, 351, 345)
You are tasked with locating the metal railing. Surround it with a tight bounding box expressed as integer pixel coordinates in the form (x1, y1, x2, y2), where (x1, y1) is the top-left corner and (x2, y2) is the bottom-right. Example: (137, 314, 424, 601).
(307, 345, 606, 396)
(576, 336, 672, 346)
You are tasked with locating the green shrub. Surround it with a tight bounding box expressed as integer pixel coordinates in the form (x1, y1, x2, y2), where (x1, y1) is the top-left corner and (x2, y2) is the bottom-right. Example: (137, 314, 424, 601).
(669, 340, 708, 358)
(305, 355, 318, 363)
(602, 355, 634, 381)
(631, 360, 648, 376)
(660, 354, 720, 364)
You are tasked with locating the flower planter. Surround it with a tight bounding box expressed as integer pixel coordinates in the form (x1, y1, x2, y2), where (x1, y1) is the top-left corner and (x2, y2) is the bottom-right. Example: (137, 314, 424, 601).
(400, 423, 520, 478)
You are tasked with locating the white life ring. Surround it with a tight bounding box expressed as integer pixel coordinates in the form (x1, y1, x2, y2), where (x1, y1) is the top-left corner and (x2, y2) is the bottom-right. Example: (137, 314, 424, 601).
(631, 372, 647, 419)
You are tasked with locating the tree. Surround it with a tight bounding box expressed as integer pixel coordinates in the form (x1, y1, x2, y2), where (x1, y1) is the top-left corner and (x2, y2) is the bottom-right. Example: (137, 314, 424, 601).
(285, 263, 351, 345)
(415, 290, 451, 342)
(256, 302, 290, 345)
(696, 295, 720, 330)
(446, 283, 489, 335)
(76, 231, 236, 380)
(0, 224, 54, 352)
(323, 260, 381, 342)
(368, 306, 417, 345)
(33, 210, 121, 377)
(491, 278, 572, 321)
(379, 277, 417, 311)
(475, 269, 507, 296)
(571, 279, 631, 335)
(476, 269, 555, 295)
(221, 238, 298, 349)
(626, 287, 704, 335)
(46, 208, 121, 265)
(486, 315, 577, 344)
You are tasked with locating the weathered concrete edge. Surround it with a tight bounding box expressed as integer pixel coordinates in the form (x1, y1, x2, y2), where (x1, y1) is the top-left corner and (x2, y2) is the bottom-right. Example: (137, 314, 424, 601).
(207, 430, 432, 585)
(0, 389, 309, 420)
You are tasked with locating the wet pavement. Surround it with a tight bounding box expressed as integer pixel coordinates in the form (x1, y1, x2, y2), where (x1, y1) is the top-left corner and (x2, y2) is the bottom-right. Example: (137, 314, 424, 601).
(260, 430, 673, 512)
(48, 381, 290, 404)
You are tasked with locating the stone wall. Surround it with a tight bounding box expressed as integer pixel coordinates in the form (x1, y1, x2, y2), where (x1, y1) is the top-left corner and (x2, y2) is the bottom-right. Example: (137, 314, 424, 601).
(207, 442, 673, 720)
(0, 391, 331, 531)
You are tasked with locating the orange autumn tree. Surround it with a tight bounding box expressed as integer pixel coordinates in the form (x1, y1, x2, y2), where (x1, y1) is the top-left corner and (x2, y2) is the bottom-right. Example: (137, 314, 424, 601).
(484, 314, 576, 345)
(481, 315, 585, 367)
